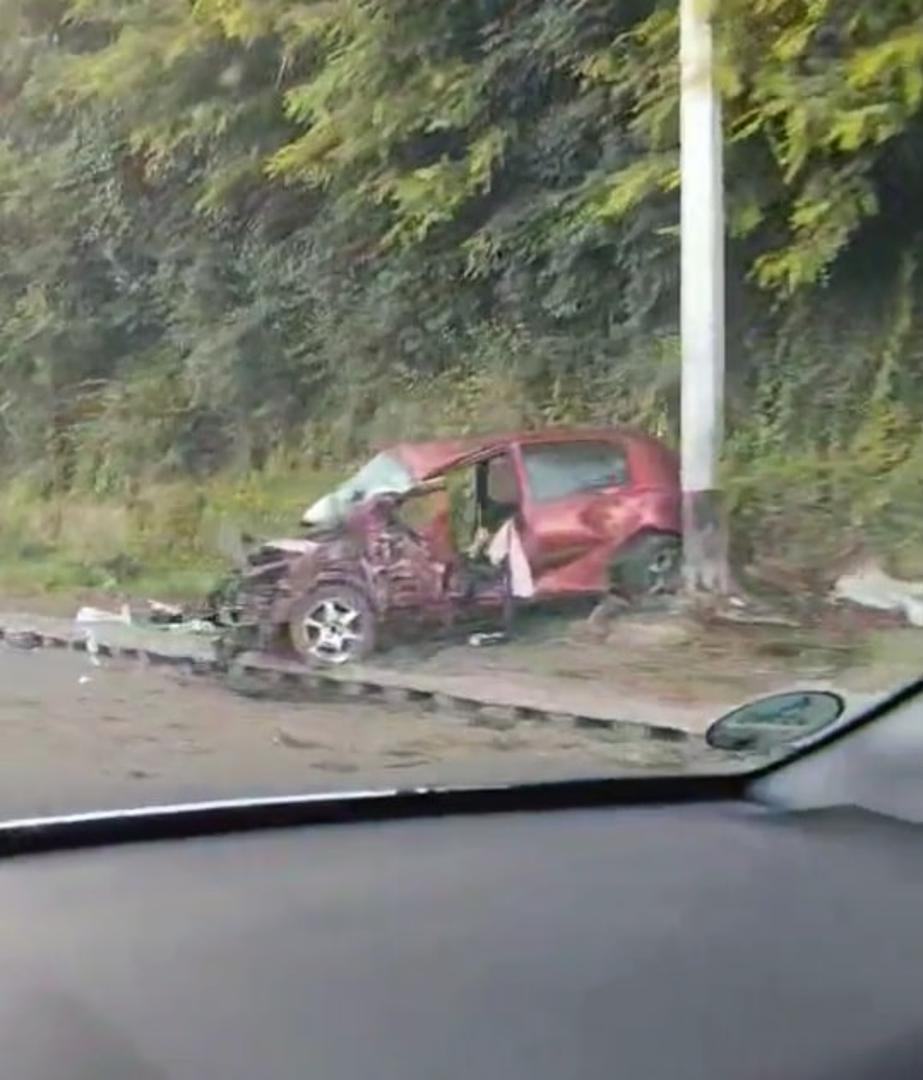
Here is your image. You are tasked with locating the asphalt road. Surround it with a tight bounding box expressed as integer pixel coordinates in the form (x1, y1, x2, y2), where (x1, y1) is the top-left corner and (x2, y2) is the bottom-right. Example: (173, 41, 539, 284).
(0, 645, 703, 820)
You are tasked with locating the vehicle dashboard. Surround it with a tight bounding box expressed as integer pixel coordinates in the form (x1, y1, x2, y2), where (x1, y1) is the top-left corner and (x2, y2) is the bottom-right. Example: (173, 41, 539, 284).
(2, 681, 923, 1080)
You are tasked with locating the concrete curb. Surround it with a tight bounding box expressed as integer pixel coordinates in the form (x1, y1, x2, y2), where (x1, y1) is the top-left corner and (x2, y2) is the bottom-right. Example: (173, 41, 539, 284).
(229, 651, 692, 744)
(0, 622, 694, 747)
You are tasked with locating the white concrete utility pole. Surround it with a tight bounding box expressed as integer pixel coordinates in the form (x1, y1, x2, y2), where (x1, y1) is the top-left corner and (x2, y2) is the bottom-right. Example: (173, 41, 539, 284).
(679, 0, 730, 592)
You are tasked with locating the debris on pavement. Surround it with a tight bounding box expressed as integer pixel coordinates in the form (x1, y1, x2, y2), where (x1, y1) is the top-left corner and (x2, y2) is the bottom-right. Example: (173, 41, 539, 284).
(832, 557, 923, 628)
(167, 618, 217, 636)
(76, 603, 133, 626)
(85, 629, 102, 667)
(469, 632, 509, 647)
(72, 598, 218, 640)
(147, 599, 185, 624)
(140, 598, 218, 635)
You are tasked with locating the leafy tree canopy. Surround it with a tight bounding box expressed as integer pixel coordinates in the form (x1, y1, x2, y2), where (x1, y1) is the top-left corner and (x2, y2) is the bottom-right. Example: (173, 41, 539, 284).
(0, 0, 920, 532)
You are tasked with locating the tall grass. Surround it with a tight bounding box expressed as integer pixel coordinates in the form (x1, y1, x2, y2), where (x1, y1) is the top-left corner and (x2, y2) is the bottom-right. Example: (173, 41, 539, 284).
(2, 329, 922, 606)
(0, 456, 343, 601)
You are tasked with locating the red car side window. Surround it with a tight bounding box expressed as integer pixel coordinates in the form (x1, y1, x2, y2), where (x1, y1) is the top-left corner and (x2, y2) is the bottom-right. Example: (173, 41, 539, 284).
(521, 442, 630, 503)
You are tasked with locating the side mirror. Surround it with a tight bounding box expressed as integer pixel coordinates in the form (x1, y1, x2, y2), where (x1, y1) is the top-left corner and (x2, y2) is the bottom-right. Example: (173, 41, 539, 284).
(706, 691, 846, 753)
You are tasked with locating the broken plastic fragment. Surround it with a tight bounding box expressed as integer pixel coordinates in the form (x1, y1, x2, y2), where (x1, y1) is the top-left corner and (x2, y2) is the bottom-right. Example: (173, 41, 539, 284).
(167, 619, 216, 635)
(147, 599, 184, 624)
(76, 604, 132, 626)
(85, 630, 102, 667)
(832, 559, 923, 628)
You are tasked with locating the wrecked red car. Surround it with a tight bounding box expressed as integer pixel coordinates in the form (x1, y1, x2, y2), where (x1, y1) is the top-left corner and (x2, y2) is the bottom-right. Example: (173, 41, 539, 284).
(219, 428, 681, 664)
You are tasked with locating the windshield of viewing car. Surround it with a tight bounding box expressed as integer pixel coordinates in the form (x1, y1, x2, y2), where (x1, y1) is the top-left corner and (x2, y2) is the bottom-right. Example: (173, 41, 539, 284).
(0, 0, 920, 821)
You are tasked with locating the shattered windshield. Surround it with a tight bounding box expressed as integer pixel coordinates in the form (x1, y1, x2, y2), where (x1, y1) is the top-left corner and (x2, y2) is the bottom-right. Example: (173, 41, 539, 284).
(341, 453, 414, 502)
(0, 0, 920, 819)
(303, 453, 414, 526)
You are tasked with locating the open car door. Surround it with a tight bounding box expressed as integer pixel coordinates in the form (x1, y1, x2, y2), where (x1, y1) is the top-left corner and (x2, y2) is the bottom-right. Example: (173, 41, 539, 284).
(421, 444, 525, 565)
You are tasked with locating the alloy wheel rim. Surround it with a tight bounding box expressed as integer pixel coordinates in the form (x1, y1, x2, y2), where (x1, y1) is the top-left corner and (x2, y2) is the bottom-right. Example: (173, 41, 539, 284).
(302, 598, 363, 664)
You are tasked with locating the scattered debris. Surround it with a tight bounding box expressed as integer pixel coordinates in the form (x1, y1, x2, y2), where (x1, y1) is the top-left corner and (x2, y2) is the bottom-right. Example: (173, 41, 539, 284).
(85, 630, 102, 667)
(832, 558, 923, 628)
(70, 598, 219, 644)
(166, 618, 216, 636)
(469, 631, 508, 647)
(76, 603, 132, 626)
(147, 599, 184, 624)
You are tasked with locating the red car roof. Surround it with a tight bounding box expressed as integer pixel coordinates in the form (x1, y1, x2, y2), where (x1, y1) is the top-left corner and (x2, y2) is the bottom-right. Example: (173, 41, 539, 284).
(386, 428, 676, 482)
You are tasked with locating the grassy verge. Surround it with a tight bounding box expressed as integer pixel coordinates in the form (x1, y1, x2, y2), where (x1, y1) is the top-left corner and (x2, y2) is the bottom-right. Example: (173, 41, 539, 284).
(0, 459, 344, 608)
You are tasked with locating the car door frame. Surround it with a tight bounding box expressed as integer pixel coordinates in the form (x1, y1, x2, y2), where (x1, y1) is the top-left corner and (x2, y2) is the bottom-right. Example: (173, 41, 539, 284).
(432, 443, 527, 539)
(511, 435, 636, 593)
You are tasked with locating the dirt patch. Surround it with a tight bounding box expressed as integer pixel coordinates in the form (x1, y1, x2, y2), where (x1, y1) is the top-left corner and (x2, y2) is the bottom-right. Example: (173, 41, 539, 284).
(368, 605, 910, 728)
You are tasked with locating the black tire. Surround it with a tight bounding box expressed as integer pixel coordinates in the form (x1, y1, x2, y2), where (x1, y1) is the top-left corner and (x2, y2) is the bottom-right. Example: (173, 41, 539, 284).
(610, 533, 682, 598)
(288, 584, 377, 665)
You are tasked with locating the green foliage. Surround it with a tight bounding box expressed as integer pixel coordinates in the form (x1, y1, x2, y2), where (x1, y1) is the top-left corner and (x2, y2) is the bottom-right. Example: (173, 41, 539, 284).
(0, 0, 920, 587)
(725, 259, 923, 571)
(0, 459, 342, 597)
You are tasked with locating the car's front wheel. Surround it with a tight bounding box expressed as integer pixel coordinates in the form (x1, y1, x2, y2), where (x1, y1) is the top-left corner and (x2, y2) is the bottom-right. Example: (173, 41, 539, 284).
(610, 533, 682, 598)
(288, 584, 377, 665)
